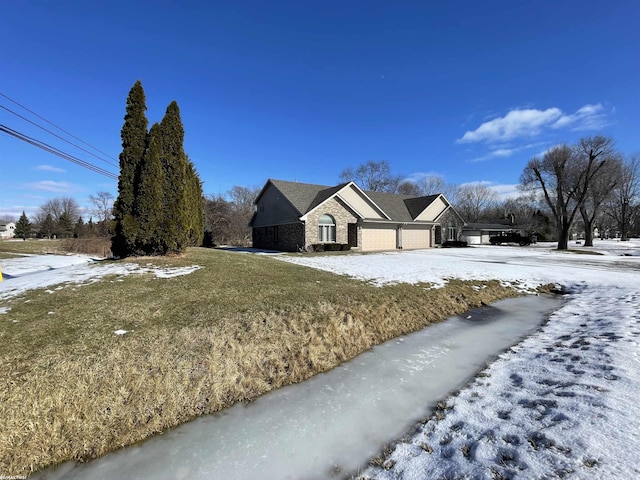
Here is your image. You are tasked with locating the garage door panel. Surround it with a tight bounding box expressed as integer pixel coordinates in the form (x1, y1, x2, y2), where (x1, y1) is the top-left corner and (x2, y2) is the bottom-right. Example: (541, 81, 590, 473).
(361, 225, 396, 251)
(402, 226, 431, 249)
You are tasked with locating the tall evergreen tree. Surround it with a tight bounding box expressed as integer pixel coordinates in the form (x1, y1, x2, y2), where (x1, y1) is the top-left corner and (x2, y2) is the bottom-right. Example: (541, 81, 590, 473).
(159, 101, 189, 253)
(112, 80, 149, 257)
(185, 159, 204, 247)
(14, 211, 32, 240)
(112, 82, 204, 257)
(40, 213, 55, 238)
(57, 211, 74, 238)
(135, 123, 166, 255)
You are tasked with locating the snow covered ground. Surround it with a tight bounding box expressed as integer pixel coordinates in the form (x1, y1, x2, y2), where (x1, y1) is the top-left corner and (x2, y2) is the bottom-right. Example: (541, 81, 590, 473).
(280, 240, 640, 479)
(0, 254, 201, 318)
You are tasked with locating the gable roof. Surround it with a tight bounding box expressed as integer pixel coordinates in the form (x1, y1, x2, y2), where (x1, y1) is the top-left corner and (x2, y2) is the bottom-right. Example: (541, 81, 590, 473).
(257, 179, 455, 223)
(256, 179, 332, 215)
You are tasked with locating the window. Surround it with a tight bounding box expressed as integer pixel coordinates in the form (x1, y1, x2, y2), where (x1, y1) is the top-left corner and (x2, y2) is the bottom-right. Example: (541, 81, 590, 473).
(447, 224, 456, 241)
(318, 214, 336, 242)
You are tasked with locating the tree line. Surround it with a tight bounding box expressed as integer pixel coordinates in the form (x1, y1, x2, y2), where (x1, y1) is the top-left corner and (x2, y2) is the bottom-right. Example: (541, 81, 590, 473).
(339, 141, 640, 251)
(5, 193, 115, 241)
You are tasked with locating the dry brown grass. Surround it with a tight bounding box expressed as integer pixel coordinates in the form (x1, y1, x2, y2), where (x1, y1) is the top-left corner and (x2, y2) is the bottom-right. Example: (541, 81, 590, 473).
(59, 238, 112, 257)
(0, 238, 63, 258)
(0, 247, 547, 476)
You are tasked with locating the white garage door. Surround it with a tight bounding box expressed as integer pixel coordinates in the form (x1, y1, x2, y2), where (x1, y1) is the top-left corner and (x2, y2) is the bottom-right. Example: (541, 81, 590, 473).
(361, 224, 397, 251)
(402, 226, 431, 249)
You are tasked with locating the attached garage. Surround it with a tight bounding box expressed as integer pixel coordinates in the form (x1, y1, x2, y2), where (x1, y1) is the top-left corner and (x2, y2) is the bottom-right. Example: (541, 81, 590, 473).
(252, 179, 465, 252)
(360, 224, 397, 251)
(400, 225, 431, 249)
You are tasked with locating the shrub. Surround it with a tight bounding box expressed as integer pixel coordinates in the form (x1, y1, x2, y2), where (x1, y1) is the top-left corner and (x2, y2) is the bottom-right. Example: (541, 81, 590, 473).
(60, 238, 113, 257)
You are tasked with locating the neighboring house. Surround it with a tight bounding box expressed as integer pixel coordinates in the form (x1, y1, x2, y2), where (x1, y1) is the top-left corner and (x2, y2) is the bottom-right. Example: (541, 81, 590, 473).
(0, 222, 15, 239)
(250, 179, 464, 252)
(461, 216, 528, 245)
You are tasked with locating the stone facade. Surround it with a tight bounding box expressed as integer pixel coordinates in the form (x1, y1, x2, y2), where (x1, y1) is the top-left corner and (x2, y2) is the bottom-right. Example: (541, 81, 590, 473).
(304, 197, 358, 247)
(252, 222, 304, 252)
(437, 208, 465, 243)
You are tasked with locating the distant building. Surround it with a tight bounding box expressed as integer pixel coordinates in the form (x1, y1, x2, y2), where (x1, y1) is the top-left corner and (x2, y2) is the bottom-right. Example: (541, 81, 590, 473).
(0, 222, 16, 239)
(461, 216, 528, 245)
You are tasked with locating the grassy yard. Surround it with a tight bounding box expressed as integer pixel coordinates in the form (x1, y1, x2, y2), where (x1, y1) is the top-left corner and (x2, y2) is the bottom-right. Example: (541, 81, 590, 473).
(0, 244, 539, 476)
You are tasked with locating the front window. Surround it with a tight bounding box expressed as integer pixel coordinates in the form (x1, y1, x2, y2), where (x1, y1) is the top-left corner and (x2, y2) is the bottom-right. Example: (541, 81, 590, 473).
(318, 214, 336, 242)
(447, 225, 456, 241)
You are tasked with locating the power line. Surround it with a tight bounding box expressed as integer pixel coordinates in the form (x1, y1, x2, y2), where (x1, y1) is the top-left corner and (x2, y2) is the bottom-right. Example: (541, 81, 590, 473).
(0, 123, 119, 180)
(0, 103, 119, 169)
(0, 91, 120, 166)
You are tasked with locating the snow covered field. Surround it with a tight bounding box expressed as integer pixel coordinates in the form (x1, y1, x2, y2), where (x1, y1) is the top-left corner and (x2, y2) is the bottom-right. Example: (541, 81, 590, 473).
(281, 240, 640, 479)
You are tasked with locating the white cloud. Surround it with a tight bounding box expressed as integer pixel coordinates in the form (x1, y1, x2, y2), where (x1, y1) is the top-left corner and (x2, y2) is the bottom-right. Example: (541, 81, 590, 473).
(25, 181, 75, 193)
(35, 165, 66, 173)
(458, 104, 612, 144)
(551, 103, 610, 131)
(458, 108, 562, 143)
(469, 143, 543, 163)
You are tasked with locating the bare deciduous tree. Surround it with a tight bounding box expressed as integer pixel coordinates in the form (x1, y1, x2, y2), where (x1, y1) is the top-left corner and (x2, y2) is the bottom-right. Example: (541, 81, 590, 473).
(35, 196, 82, 238)
(452, 182, 499, 223)
(521, 137, 612, 250)
(88, 191, 115, 237)
(397, 174, 458, 198)
(203, 185, 260, 246)
(573, 137, 620, 246)
(339, 160, 402, 192)
(606, 153, 640, 241)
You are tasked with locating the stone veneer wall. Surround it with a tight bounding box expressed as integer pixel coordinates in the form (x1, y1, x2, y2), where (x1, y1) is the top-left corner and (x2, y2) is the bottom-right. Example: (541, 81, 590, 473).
(304, 197, 358, 247)
(438, 208, 465, 243)
(252, 223, 304, 252)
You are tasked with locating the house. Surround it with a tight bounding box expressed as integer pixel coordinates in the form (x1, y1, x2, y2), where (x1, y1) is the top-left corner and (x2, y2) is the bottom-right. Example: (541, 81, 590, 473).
(460, 216, 528, 245)
(0, 222, 15, 239)
(250, 179, 464, 252)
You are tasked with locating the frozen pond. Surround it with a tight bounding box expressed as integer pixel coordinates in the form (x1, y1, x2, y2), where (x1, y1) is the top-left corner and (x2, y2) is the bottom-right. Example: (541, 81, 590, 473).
(36, 295, 562, 480)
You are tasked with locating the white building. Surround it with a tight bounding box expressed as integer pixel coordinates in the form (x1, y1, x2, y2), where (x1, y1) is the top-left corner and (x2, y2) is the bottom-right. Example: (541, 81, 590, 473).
(0, 222, 16, 239)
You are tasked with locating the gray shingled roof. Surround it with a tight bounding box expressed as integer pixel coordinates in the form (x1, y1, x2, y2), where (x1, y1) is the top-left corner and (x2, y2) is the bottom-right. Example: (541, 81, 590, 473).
(266, 179, 443, 222)
(267, 179, 332, 215)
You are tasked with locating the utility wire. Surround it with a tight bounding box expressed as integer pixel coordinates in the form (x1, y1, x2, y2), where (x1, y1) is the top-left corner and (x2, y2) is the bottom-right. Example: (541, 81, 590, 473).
(0, 123, 119, 180)
(0, 91, 119, 166)
(0, 104, 119, 169)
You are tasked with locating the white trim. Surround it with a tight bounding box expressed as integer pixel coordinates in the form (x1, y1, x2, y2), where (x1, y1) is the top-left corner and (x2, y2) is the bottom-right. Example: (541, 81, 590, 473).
(299, 182, 391, 221)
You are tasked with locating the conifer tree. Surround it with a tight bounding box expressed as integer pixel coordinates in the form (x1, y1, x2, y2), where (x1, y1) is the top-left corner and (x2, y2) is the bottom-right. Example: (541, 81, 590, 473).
(74, 217, 86, 238)
(135, 123, 166, 255)
(14, 211, 32, 240)
(159, 101, 189, 253)
(185, 160, 204, 246)
(112, 80, 148, 257)
(40, 213, 55, 238)
(57, 211, 74, 238)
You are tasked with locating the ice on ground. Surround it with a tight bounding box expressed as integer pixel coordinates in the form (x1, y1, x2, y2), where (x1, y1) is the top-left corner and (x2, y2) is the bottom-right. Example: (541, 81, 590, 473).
(34, 296, 562, 480)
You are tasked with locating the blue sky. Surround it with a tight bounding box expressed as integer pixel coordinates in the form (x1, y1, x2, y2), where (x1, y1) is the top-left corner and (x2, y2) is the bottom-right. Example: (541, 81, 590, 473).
(1, 1, 638, 219)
